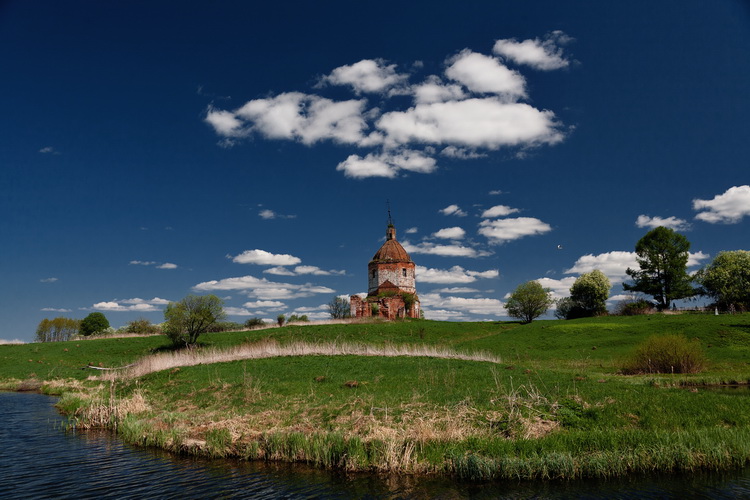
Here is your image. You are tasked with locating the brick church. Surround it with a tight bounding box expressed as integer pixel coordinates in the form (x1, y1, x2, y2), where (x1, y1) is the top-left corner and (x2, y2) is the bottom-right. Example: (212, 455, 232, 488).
(350, 220, 421, 320)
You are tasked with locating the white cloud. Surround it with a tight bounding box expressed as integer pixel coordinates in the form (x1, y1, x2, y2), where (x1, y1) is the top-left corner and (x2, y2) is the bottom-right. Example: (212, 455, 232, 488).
(481, 205, 520, 218)
(635, 215, 690, 231)
(130, 260, 177, 269)
(263, 266, 297, 276)
(445, 50, 526, 98)
(39, 146, 60, 155)
(224, 307, 255, 316)
(421, 292, 504, 315)
(693, 185, 750, 224)
(687, 251, 710, 268)
(478, 217, 552, 244)
(0, 339, 25, 345)
(294, 265, 333, 276)
(405, 227, 419, 234)
(157, 263, 178, 269)
(432, 287, 480, 294)
(376, 98, 562, 149)
(207, 93, 368, 146)
(336, 149, 437, 178)
(534, 277, 577, 300)
(493, 31, 572, 71)
(564, 251, 637, 282)
(319, 59, 409, 94)
(41, 307, 72, 312)
(193, 275, 334, 300)
(489, 189, 504, 195)
(230, 249, 302, 266)
(440, 146, 485, 159)
(416, 265, 498, 284)
(412, 75, 466, 104)
(91, 297, 169, 312)
(243, 300, 286, 309)
(40, 277, 58, 283)
(423, 309, 469, 321)
(403, 241, 488, 258)
(439, 204, 467, 217)
(433, 227, 466, 239)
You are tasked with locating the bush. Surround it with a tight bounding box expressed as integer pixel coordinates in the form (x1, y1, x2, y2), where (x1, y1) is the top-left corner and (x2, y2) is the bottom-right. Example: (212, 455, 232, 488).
(287, 314, 309, 324)
(614, 297, 654, 316)
(621, 334, 706, 374)
(207, 321, 245, 333)
(163, 294, 225, 347)
(244, 318, 265, 329)
(125, 318, 161, 334)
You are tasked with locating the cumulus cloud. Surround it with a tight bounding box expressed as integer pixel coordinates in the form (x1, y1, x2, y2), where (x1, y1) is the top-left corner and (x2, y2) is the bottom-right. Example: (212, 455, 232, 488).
(39, 146, 60, 155)
(416, 265, 498, 284)
(564, 251, 637, 282)
(264, 265, 344, 276)
(432, 287, 480, 294)
(157, 263, 178, 269)
(336, 149, 437, 178)
(193, 275, 334, 300)
(92, 297, 169, 312)
(444, 50, 526, 98)
(318, 59, 409, 94)
(635, 215, 690, 231)
(433, 227, 466, 239)
(206, 93, 368, 145)
(403, 241, 488, 258)
(375, 98, 563, 149)
(243, 300, 285, 309)
(40, 277, 58, 283)
(405, 227, 419, 234)
(693, 185, 750, 223)
(205, 36, 570, 179)
(478, 217, 552, 244)
(421, 292, 504, 315)
(423, 309, 469, 321)
(481, 205, 520, 218)
(493, 31, 572, 70)
(439, 204, 467, 217)
(130, 260, 178, 269)
(534, 277, 577, 300)
(263, 266, 297, 276)
(230, 249, 302, 266)
(41, 307, 72, 312)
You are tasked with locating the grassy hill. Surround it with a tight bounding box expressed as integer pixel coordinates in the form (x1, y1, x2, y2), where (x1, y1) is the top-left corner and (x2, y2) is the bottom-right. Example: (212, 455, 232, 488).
(2, 313, 750, 479)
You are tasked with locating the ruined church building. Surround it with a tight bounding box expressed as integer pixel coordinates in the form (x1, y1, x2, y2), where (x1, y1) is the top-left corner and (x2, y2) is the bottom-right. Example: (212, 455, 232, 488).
(350, 218, 421, 320)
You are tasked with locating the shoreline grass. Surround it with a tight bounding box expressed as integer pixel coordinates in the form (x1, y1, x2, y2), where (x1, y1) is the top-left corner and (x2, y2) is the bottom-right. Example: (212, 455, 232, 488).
(3, 314, 750, 480)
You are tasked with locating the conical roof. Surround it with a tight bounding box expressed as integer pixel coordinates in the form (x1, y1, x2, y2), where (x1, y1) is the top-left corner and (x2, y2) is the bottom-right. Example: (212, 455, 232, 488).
(371, 225, 412, 263)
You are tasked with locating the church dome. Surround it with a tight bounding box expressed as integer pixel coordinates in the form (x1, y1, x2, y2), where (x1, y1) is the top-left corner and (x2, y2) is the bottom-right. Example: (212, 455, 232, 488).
(371, 225, 412, 263)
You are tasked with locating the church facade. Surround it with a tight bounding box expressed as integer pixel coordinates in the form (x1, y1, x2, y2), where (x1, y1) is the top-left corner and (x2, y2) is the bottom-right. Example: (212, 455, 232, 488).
(350, 223, 421, 320)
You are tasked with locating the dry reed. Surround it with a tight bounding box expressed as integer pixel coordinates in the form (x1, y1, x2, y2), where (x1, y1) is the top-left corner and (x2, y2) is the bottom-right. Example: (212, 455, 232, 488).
(103, 339, 501, 380)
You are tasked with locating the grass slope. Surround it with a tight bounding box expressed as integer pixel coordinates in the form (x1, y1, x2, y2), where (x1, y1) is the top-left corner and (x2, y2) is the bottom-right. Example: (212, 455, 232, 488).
(3, 314, 750, 479)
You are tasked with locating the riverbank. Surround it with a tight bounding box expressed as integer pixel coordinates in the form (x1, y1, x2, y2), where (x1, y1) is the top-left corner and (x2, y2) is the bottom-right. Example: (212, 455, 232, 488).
(3, 314, 750, 480)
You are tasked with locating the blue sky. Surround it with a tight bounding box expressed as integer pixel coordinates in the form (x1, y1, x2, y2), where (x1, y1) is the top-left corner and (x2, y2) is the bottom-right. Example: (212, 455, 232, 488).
(2, 1, 750, 342)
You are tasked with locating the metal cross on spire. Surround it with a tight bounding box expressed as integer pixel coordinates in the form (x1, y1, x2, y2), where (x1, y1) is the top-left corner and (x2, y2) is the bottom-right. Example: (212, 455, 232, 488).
(387, 200, 394, 227)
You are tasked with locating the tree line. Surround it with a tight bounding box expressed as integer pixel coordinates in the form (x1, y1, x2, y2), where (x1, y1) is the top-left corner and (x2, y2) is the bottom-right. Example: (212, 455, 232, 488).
(505, 226, 750, 323)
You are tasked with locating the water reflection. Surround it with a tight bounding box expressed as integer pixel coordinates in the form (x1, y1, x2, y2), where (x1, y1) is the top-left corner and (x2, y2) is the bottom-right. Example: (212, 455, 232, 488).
(1, 392, 749, 499)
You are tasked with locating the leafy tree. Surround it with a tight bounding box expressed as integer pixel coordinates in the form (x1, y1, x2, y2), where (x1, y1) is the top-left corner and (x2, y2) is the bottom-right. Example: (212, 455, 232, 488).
(623, 227, 695, 311)
(695, 250, 750, 312)
(244, 317, 265, 329)
(554, 297, 574, 320)
(35, 317, 80, 342)
(163, 294, 225, 347)
(79, 312, 110, 336)
(569, 270, 611, 317)
(287, 314, 309, 323)
(327, 296, 351, 319)
(504, 281, 553, 323)
(277, 314, 286, 327)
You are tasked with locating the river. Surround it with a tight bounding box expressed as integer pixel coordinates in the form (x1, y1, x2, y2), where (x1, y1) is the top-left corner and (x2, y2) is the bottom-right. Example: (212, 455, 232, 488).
(2, 392, 750, 499)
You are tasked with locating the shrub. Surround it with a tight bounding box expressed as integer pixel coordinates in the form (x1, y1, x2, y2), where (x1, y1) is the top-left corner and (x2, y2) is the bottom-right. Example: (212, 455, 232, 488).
(621, 334, 706, 374)
(125, 318, 161, 334)
(244, 318, 265, 329)
(277, 314, 285, 327)
(207, 321, 244, 333)
(614, 297, 654, 316)
(287, 314, 309, 324)
(163, 294, 225, 347)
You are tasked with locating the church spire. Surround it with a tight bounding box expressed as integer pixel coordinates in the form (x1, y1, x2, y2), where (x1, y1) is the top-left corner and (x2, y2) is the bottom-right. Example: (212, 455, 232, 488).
(386, 201, 396, 240)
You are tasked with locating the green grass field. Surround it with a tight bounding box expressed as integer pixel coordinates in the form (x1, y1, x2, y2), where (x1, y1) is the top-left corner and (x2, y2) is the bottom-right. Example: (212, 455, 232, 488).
(2, 313, 750, 479)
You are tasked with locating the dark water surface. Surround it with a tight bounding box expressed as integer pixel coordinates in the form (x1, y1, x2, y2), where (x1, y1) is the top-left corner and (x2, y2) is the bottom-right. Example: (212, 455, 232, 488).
(2, 392, 750, 499)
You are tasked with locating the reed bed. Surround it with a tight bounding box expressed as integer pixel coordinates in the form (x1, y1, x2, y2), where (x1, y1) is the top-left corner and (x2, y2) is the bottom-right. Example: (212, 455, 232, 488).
(104, 339, 501, 380)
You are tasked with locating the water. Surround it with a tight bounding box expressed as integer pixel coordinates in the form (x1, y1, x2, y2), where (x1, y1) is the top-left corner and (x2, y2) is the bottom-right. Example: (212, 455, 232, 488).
(2, 392, 750, 499)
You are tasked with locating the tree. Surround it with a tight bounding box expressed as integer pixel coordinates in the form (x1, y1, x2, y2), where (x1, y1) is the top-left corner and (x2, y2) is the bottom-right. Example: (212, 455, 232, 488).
(277, 314, 286, 327)
(695, 250, 750, 312)
(125, 317, 161, 334)
(504, 281, 553, 323)
(327, 296, 351, 319)
(623, 227, 695, 311)
(163, 294, 225, 347)
(79, 312, 110, 336)
(569, 270, 611, 317)
(35, 317, 79, 342)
